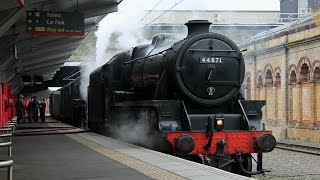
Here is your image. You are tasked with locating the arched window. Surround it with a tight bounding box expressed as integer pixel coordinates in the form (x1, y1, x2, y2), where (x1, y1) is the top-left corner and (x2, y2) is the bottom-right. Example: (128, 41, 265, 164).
(313, 67, 320, 81)
(265, 69, 273, 85)
(257, 75, 263, 88)
(275, 73, 281, 86)
(300, 63, 310, 82)
(289, 71, 297, 83)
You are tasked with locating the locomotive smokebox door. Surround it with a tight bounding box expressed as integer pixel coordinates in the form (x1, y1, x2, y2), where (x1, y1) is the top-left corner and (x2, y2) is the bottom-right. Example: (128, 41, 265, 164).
(175, 35, 245, 105)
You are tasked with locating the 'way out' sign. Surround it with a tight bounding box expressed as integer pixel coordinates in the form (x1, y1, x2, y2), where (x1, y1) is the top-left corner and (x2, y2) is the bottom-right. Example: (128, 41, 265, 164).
(26, 11, 84, 36)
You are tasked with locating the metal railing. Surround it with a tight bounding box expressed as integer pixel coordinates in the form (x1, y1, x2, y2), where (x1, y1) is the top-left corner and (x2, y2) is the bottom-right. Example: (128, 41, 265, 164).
(0, 160, 13, 180)
(0, 120, 15, 180)
(0, 134, 12, 156)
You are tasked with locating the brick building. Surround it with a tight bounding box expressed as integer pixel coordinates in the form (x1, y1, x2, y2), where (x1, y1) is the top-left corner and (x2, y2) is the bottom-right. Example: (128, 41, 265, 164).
(240, 12, 320, 143)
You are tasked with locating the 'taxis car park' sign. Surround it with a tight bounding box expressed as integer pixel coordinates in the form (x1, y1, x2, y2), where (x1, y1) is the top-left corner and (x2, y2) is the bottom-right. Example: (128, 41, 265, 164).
(26, 11, 84, 36)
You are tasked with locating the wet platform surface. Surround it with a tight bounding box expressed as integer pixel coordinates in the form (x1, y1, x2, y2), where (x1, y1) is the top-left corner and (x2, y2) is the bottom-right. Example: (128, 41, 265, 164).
(0, 117, 252, 180)
(10, 133, 151, 180)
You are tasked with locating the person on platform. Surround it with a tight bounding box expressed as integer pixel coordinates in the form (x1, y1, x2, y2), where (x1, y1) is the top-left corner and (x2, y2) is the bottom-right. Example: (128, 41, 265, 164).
(15, 95, 25, 123)
(27, 97, 34, 122)
(32, 96, 39, 123)
(39, 99, 46, 123)
(23, 97, 28, 122)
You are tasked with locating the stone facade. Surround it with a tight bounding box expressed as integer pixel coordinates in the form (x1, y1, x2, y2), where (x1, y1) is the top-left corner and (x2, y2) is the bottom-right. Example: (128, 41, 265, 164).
(142, 10, 286, 44)
(142, 10, 283, 25)
(240, 12, 320, 143)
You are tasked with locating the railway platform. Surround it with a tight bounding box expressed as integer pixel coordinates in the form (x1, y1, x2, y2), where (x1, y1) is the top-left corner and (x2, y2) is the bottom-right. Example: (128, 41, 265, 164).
(0, 117, 252, 180)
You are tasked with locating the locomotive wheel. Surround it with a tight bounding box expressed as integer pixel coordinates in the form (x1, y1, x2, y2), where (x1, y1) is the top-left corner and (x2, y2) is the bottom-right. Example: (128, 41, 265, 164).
(232, 154, 252, 177)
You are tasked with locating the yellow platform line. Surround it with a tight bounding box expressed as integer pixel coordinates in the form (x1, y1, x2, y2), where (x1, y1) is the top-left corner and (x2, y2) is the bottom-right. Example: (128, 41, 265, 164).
(66, 134, 188, 180)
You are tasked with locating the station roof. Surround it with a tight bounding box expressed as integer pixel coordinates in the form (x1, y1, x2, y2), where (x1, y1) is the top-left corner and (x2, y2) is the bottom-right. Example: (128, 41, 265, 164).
(0, 0, 121, 94)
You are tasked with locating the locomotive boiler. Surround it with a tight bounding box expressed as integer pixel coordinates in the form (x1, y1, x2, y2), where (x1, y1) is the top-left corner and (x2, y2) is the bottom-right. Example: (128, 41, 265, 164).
(87, 20, 276, 176)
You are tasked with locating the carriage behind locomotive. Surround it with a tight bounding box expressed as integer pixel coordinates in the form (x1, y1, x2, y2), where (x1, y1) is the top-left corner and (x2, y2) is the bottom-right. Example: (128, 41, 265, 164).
(50, 20, 276, 176)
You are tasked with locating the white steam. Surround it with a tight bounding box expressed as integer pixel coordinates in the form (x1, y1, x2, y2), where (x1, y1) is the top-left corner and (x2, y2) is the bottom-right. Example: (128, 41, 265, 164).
(79, 0, 232, 100)
(79, 1, 149, 100)
(107, 111, 157, 148)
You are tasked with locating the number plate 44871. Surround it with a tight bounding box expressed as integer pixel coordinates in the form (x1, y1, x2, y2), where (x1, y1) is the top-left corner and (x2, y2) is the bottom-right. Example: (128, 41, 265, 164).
(199, 57, 223, 64)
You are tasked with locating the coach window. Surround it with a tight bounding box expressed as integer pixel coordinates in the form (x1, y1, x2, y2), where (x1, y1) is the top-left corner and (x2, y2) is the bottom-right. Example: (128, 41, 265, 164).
(300, 63, 310, 82)
(313, 67, 320, 81)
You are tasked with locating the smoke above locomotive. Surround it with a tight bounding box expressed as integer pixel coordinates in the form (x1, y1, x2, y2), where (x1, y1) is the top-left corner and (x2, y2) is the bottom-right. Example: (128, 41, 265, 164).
(87, 20, 276, 177)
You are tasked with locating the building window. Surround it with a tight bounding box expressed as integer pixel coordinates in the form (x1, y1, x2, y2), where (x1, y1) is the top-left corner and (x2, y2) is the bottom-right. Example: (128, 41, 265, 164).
(300, 63, 310, 82)
(246, 77, 251, 99)
(265, 69, 273, 85)
(289, 71, 297, 83)
(313, 67, 320, 81)
(257, 75, 263, 87)
(275, 73, 281, 86)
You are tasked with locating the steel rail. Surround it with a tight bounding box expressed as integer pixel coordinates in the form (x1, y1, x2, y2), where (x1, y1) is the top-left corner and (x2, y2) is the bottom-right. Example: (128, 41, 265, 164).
(276, 142, 320, 156)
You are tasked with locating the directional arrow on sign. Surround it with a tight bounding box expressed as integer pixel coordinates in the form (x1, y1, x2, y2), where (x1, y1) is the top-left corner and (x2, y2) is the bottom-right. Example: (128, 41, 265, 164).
(25, 11, 84, 36)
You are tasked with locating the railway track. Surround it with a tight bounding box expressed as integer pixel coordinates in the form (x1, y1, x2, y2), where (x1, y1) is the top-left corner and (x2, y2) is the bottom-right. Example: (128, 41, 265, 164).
(276, 142, 320, 156)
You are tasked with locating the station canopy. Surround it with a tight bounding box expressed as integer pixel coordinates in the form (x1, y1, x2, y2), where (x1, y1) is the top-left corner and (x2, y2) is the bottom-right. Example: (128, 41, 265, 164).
(0, 0, 121, 94)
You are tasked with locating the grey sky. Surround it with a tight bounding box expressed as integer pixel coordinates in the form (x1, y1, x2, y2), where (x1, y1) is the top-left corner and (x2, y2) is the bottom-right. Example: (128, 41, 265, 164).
(120, 0, 280, 11)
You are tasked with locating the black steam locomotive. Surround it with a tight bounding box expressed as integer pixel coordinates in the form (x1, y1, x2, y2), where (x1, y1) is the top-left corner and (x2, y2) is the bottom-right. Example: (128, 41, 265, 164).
(51, 20, 276, 176)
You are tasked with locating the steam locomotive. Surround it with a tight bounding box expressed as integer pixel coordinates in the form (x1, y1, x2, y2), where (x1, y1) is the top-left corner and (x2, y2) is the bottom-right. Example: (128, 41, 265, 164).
(51, 20, 276, 176)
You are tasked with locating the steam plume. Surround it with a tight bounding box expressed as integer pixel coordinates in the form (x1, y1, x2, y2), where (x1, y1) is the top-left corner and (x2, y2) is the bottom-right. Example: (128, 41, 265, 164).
(79, 1, 148, 100)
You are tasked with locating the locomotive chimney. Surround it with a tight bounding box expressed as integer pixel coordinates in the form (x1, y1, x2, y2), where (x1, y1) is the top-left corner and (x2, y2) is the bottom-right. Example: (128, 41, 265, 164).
(185, 20, 212, 37)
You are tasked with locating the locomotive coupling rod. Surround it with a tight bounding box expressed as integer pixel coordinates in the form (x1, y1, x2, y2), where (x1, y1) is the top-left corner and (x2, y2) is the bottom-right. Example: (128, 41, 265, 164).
(235, 153, 269, 175)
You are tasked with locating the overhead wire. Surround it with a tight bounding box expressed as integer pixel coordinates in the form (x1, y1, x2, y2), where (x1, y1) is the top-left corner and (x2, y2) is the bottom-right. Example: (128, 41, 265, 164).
(139, 0, 164, 23)
(137, 0, 185, 32)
